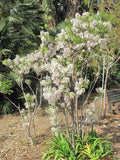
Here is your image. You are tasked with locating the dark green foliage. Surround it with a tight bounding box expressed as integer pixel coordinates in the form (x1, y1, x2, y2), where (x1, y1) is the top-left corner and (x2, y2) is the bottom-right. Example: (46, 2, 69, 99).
(0, 70, 20, 114)
(41, 0, 90, 30)
(0, 99, 13, 115)
(49, 19, 72, 37)
(0, 0, 44, 59)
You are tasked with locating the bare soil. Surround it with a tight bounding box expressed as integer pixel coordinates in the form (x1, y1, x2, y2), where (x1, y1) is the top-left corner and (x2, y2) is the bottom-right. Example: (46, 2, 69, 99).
(0, 103, 120, 160)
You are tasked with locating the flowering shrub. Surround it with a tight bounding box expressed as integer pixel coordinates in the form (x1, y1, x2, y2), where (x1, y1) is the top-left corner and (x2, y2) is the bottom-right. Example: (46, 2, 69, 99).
(3, 12, 113, 146)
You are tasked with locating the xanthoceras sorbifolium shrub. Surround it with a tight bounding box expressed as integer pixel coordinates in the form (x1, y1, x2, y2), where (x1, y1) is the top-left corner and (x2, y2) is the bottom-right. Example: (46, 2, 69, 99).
(3, 12, 114, 144)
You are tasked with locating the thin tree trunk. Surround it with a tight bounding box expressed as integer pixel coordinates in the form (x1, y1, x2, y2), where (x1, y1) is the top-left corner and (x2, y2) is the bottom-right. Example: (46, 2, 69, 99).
(75, 96, 79, 135)
(32, 119, 36, 145)
(63, 108, 71, 145)
(103, 69, 109, 117)
(100, 56, 105, 120)
(71, 106, 75, 153)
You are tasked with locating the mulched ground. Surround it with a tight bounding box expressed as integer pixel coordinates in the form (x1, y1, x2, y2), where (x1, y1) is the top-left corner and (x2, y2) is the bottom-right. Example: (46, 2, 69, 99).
(0, 104, 120, 160)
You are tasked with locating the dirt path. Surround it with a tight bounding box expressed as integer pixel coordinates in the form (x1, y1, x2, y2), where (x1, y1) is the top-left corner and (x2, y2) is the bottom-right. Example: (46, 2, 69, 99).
(0, 107, 120, 160)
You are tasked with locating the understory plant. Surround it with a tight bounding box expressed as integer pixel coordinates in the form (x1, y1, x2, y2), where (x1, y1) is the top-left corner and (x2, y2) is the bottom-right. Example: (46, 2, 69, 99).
(0, 73, 14, 114)
(3, 11, 117, 147)
(42, 126, 113, 160)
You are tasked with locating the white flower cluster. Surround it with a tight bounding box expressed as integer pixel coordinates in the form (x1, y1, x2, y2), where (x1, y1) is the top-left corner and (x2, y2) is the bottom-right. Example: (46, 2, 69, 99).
(75, 78, 89, 96)
(20, 108, 29, 128)
(46, 106, 60, 137)
(86, 101, 98, 123)
(40, 31, 50, 47)
(96, 87, 104, 95)
(24, 93, 35, 109)
(3, 12, 111, 81)
(43, 87, 62, 104)
(70, 12, 111, 51)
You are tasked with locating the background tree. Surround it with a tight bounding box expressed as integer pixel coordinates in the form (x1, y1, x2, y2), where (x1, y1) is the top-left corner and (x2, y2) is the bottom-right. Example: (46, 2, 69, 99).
(0, 0, 44, 59)
(0, 0, 44, 114)
(40, 0, 90, 30)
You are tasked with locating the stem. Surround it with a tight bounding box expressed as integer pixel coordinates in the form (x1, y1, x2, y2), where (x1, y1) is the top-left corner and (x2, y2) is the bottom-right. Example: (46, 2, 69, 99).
(100, 55, 105, 120)
(81, 103, 84, 139)
(103, 69, 109, 117)
(70, 104, 75, 153)
(4, 95, 18, 109)
(63, 108, 71, 145)
(75, 96, 79, 135)
(39, 78, 42, 108)
(83, 76, 99, 107)
(32, 119, 36, 145)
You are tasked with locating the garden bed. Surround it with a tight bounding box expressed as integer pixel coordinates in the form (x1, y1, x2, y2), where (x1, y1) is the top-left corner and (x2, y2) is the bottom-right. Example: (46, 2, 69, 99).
(0, 104, 120, 160)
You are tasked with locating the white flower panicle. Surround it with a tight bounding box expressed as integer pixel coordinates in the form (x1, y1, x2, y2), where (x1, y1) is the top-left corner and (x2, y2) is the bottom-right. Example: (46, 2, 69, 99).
(96, 87, 104, 95)
(75, 78, 89, 96)
(46, 106, 60, 137)
(86, 100, 99, 123)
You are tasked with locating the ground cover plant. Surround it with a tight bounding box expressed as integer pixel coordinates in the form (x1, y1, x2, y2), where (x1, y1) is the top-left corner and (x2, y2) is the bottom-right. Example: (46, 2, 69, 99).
(2, 10, 118, 158)
(42, 126, 113, 160)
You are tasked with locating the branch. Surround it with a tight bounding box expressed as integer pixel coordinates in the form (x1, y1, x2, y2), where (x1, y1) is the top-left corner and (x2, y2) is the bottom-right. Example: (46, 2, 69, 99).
(4, 95, 19, 109)
(108, 56, 120, 70)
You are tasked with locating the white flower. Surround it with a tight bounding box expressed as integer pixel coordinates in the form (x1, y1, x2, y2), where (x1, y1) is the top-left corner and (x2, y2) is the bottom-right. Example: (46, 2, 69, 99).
(82, 12, 89, 17)
(23, 123, 29, 127)
(95, 97, 99, 101)
(79, 78, 84, 85)
(86, 105, 98, 123)
(90, 103, 97, 112)
(46, 107, 56, 115)
(99, 38, 107, 49)
(50, 115, 57, 126)
(60, 103, 65, 108)
(20, 109, 25, 114)
(51, 127, 59, 137)
(103, 22, 112, 28)
(70, 92, 75, 99)
(90, 20, 98, 28)
(59, 85, 64, 91)
(24, 116, 28, 121)
(31, 103, 35, 107)
(97, 11, 99, 15)
(75, 13, 81, 19)
(81, 22, 88, 30)
(76, 88, 85, 96)
(62, 77, 70, 84)
(96, 87, 104, 95)
(41, 80, 46, 86)
(25, 103, 29, 109)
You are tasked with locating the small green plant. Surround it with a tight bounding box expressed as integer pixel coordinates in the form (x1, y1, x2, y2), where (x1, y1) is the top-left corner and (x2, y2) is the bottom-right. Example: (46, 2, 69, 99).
(80, 126, 113, 160)
(84, 125, 98, 144)
(42, 127, 113, 160)
(42, 132, 76, 160)
(80, 137, 113, 160)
